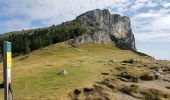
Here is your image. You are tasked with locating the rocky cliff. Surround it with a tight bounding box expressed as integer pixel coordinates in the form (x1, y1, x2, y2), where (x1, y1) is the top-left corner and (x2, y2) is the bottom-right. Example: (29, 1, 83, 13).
(70, 9, 136, 50)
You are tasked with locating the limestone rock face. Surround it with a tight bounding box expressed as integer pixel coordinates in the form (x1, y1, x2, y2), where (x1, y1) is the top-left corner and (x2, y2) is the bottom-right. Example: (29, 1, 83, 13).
(73, 31, 112, 45)
(72, 9, 136, 50)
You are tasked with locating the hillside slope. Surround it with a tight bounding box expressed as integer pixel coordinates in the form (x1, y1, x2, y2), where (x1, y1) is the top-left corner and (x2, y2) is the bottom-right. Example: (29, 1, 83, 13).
(0, 43, 169, 100)
(0, 43, 143, 99)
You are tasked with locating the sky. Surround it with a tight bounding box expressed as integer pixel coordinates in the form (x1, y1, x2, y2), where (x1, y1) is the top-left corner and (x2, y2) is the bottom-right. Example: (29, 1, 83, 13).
(0, 0, 170, 60)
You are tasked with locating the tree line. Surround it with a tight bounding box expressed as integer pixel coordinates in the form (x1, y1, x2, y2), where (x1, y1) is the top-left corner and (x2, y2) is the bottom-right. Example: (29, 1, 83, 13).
(0, 21, 86, 54)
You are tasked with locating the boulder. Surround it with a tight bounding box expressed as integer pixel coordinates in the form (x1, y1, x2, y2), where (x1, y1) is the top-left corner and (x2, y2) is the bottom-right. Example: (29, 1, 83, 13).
(59, 69, 68, 75)
(154, 72, 163, 80)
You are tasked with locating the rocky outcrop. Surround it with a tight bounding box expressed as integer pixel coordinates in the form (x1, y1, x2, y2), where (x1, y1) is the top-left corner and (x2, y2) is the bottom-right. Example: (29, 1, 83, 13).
(72, 31, 112, 45)
(71, 9, 136, 50)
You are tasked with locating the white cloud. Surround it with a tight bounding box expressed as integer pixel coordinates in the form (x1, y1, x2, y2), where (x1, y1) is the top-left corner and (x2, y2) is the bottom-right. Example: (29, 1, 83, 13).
(145, 1, 158, 8)
(131, 5, 170, 59)
(131, 2, 145, 10)
(132, 12, 163, 19)
(130, 0, 160, 12)
(132, 10, 170, 32)
(131, 0, 149, 10)
(162, 2, 170, 8)
(135, 32, 170, 42)
(148, 14, 170, 31)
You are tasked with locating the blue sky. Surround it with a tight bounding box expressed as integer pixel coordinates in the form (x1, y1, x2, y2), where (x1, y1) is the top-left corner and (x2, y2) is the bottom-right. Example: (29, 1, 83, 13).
(0, 0, 170, 60)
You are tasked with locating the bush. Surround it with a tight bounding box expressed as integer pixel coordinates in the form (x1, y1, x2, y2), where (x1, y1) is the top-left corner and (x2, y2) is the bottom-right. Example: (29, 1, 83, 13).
(140, 73, 155, 81)
(121, 84, 139, 95)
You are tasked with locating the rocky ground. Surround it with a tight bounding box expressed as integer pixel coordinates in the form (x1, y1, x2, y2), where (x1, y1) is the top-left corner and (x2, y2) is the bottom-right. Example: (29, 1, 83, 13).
(69, 59, 170, 100)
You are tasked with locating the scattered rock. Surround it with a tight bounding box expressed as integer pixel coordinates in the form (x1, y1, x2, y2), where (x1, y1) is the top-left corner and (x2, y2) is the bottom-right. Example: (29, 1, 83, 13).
(157, 69, 163, 73)
(163, 79, 170, 82)
(137, 65, 142, 67)
(121, 63, 127, 66)
(83, 88, 93, 93)
(118, 77, 130, 82)
(122, 58, 136, 64)
(74, 89, 81, 95)
(143, 64, 148, 67)
(101, 73, 109, 75)
(70, 85, 111, 100)
(155, 62, 159, 64)
(79, 60, 84, 62)
(72, 64, 79, 67)
(165, 86, 170, 89)
(59, 69, 68, 75)
(163, 74, 170, 82)
(108, 59, 116, 63)
(154, 72, 163, 80)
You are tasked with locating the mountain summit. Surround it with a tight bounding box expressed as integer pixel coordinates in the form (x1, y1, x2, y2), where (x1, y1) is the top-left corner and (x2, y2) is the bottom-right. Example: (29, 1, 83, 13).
(71, 9, 136, 50)
(0, 9, 136, 54)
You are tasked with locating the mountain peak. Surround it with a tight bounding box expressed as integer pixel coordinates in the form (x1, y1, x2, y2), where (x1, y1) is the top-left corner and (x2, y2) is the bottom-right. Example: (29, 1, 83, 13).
(73, 9, 136, 50)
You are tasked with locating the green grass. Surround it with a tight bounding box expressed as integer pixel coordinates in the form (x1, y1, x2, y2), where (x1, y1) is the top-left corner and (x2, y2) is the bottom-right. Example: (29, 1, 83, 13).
(0, 43, 148, 99)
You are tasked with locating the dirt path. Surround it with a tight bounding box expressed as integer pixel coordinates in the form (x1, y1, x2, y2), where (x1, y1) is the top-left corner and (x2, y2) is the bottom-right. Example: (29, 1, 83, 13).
(125, 80, 170, 93)
(112, 92, 141, 100)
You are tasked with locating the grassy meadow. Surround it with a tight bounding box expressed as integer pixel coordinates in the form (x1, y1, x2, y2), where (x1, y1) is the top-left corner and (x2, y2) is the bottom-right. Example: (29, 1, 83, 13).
(0, 43, 149, 100)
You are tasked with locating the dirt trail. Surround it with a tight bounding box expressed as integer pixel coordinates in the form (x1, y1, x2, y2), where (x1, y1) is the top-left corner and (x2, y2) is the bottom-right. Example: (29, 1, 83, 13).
(112, 92, 141, 100)
(125, 80, 170, 93)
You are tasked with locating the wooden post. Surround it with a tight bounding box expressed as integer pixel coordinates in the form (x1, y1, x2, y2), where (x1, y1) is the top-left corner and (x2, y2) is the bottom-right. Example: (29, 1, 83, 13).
(3, 41, 13, 100)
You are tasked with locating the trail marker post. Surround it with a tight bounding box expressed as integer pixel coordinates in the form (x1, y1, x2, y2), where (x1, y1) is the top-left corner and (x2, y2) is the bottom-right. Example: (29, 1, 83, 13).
(3, 41, 13, 100)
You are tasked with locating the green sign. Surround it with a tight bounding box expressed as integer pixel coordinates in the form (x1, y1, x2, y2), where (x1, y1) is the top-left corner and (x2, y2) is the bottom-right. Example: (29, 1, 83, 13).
(7, 42, 11, 52)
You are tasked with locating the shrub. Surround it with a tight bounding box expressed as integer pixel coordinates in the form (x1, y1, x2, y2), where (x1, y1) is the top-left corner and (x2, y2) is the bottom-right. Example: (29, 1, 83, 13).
(140, 73, 155, 81)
